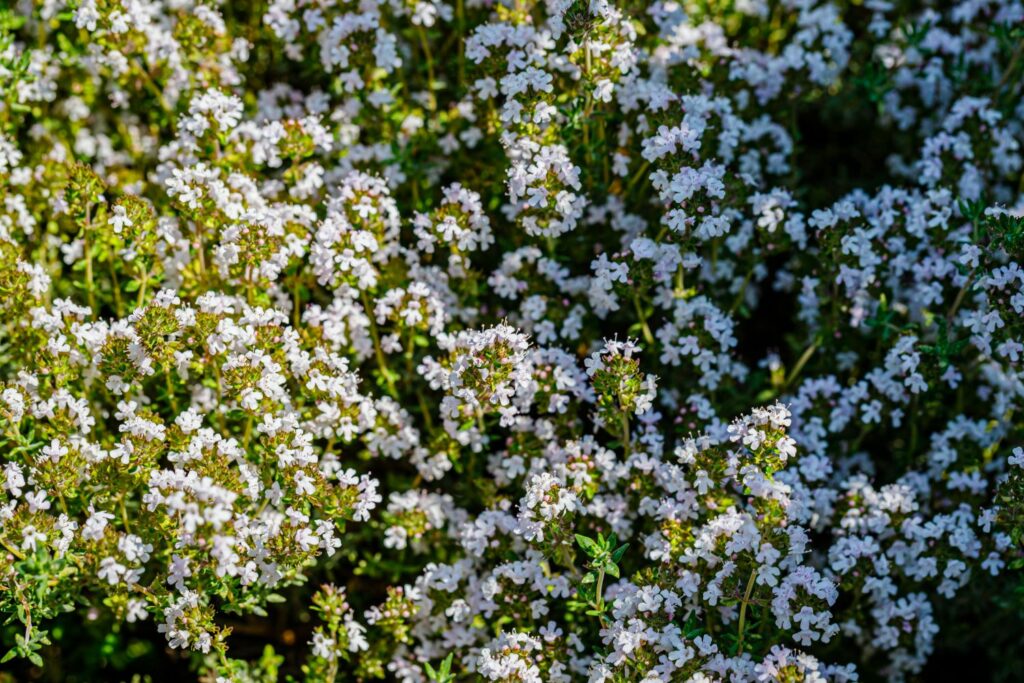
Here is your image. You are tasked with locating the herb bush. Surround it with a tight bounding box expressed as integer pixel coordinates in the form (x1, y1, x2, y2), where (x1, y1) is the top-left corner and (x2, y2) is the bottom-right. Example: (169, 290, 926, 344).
(1, 0, 1024, 681)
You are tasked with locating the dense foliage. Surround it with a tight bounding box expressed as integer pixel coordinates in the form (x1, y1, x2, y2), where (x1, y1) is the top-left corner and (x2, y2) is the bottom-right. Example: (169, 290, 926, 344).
(1, 0, 1024, 681)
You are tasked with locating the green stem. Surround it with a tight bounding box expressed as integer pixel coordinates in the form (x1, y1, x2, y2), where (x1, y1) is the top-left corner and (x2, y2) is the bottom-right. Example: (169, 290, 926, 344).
(947, 267, 977, 323)
(136, 58, 172, 113)
(84, 209, 95, 312)
(997, 38, 1024, 91)
(417, 390, 435, 433)
(55, 490, 69, 515)
(217, 649, 232, 677)
(418, 27, 436, 106)
(136, 263, 149, 308)
(361, 292, 399, 399)
(675, 264, 686, 298)
(456, 0, 466, 88)
(165, 369, 179, 414)
(243, 414, 254, 451)
(737, 567, 758, 654)
(120, 496, 132, 534)
(621, 412, 631, 457)
(1, 536, 26, 560)
(729, 267, 755, 314)
(292, 277, 302, 330)
(625, 161, 650, 196)
(214, 362, 228, 432)
(632, 291, 655, 345)
(783, 338, 820, 391)
(109, 260, 124, 317)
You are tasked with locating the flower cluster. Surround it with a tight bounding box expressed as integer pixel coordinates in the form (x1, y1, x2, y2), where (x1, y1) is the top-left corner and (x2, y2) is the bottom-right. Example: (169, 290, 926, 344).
(1, 0, 1023, 681)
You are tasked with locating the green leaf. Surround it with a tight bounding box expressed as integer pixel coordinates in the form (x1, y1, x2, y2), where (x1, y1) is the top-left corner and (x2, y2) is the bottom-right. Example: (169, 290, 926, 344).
(611, 543, 630, 564)
(575, 534, 602, 558)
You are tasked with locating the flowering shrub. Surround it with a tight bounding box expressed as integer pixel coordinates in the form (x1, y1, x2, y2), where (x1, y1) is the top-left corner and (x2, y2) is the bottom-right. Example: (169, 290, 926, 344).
(1, 0, 1024, 681)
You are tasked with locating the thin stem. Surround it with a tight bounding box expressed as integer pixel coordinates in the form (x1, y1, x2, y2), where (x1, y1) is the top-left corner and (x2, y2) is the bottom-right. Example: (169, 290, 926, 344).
(907, 394, 920, 463)
(84, 208, 96, 312)
(120, 495, 132, 534)
(16, 581, 33, 645)
(292, 277, 302, 330)
(594, 564, 607, 627)
(136, 58, 172, 113)
(947, 267, 977, 323)
(737, 567, 758, 654)
(165, 369, 179, 414)
(632, 291, 655, 345)
(136, 263, 149, 308)
(325, 617, 341, 682)
(625, 161, 650, 196)
(620, 412, 631, 457)
(783, 338, 820, 391)
(418, 27, 436, 106)
(194, 222, 207, 284)
(361, 291, 399, 399)
(108, 260, 124, 317)
(214, 362, 228, 432)
(675, 264, 686, 298)
(729, 267, 755, 314)
(417, 390, 435, 433)
(218, 649, 232, 677)
(997, 38, 1024, 91)
(456, 0, 466, 88)
(243, 413, 254, 451)
(1, 536, 26, 561)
